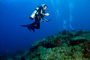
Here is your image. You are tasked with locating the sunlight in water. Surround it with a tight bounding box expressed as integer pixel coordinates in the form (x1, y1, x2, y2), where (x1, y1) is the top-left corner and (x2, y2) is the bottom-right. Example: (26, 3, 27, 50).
(69, 0, 74, 30)
(50, 0, 55, 9)
(56, 9, 60, 18)
(69, 15, 73, 23)
(63, 20, 67, 30)
(69, 24, 75, 30)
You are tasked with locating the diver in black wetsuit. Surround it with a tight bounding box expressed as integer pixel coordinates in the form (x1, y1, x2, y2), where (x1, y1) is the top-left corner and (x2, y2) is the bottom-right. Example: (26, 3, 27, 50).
(21, 4, 49, 32)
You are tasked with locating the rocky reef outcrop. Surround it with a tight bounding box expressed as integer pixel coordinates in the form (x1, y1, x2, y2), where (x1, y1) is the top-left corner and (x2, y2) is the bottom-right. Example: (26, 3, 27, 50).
(1, 30, 90, 60)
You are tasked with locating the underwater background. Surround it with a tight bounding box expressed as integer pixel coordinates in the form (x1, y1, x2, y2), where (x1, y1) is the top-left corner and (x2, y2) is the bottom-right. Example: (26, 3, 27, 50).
(0, 0, 90, 54)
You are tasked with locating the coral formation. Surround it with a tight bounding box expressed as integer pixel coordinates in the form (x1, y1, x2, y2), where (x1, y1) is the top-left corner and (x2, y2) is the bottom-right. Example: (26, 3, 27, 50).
(1, 30, 90, 60)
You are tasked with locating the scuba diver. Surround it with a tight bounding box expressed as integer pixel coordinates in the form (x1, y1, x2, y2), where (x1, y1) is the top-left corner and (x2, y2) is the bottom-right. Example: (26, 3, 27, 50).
(21, 4, 49, 32)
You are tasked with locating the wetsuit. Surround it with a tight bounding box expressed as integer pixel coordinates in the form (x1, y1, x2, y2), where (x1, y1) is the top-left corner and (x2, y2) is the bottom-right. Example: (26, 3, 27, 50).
(31, 6, 45, 29)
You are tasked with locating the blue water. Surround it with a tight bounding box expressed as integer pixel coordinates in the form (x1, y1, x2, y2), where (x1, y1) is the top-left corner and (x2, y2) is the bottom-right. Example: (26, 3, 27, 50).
(0, 0, 90, 53)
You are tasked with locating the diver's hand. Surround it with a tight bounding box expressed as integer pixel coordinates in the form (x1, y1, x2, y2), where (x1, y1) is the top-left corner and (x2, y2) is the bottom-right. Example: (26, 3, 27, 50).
(45, 13, 49, 16)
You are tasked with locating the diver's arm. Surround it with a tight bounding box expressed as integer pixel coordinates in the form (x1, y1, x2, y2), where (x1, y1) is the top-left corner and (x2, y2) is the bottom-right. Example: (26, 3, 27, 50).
(40, 10, 45, 15)
(41, 10, 49, 16)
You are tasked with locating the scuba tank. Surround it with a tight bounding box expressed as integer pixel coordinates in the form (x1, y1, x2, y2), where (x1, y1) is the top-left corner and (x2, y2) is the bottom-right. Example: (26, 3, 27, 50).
(30, 4, 47, 20)
(30, 7, 39, 20)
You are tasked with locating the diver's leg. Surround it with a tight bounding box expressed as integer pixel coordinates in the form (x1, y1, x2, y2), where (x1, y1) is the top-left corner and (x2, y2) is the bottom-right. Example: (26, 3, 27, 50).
(33, 17, 40, 29)
(36, 21, 40, 29)
(30, 16, 38, 26)
(32, 22, 40, 29)
(31, 21, 37, 26)
(31, 16, 40, 29)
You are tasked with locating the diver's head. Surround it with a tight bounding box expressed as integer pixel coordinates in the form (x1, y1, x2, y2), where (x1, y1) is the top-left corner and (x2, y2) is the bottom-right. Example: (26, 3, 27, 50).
(42, 4, 48, 10)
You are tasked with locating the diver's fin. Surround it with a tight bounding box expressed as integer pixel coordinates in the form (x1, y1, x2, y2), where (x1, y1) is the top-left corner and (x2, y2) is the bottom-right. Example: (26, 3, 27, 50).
(21, 25, 28, 27)
(30, 25, 35, 32)
(21, 24, 35, 32)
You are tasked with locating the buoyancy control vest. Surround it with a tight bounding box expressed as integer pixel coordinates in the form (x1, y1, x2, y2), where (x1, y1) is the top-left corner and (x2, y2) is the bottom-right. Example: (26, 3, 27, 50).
(30, 6, 45, 20)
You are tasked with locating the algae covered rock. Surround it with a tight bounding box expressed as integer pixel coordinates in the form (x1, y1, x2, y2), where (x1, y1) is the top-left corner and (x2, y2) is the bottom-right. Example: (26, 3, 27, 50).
(70, 36, 87, 46)
(22, 30, 90, 60)
(3, 30, 90, 60)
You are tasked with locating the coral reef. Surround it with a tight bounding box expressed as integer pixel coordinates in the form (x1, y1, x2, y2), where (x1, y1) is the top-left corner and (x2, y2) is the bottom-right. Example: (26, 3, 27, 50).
(1, 30, 90, 60)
